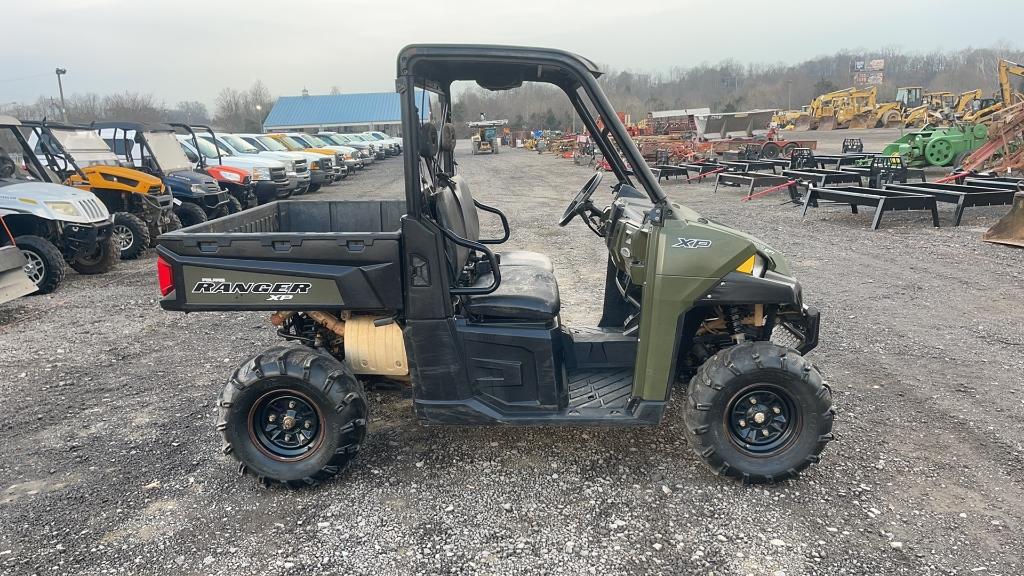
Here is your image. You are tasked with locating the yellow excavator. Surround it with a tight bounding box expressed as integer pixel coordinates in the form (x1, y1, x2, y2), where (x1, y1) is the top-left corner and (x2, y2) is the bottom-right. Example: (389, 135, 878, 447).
(962, 58, 1024, 124)
(835, 87, 880, 129)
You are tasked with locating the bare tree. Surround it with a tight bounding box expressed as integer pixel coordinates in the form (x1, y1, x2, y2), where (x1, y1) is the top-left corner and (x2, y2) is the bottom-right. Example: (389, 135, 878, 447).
(101, 92, 164, 122)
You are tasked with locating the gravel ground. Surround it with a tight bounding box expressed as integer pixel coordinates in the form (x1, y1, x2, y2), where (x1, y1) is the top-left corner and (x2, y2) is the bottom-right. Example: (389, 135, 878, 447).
(1, 132, 1023, 576)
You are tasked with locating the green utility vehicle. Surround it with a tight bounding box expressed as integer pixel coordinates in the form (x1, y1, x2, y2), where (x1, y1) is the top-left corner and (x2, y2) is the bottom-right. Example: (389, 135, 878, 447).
(156, 45, 831, 487)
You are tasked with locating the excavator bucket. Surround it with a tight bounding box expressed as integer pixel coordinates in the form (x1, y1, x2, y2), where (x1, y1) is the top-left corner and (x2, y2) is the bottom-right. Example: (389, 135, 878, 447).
(847, 113, 872, 130)
(983, 192, 1024, 248)
(817, 116, 837, 131)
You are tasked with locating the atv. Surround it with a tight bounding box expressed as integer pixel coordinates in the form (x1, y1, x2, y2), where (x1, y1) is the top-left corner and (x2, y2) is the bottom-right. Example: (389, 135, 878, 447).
(95, 122, 230, 227)
(20, 119, 177, 259)
(156, 45, 831, 488)
(0, 116, 117, 293)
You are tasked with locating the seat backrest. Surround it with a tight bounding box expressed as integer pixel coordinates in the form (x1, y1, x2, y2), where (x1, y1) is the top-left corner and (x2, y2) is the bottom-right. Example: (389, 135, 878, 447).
(432, 178, 472, 278)
(449, 175, 480, 243)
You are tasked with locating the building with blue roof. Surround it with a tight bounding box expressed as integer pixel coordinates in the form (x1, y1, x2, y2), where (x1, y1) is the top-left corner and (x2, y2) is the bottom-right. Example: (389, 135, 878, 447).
(263, 90, 429, 135)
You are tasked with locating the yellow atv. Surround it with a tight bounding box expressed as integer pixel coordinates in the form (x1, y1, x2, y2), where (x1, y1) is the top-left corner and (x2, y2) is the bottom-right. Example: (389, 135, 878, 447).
(24, 120, 177, 259)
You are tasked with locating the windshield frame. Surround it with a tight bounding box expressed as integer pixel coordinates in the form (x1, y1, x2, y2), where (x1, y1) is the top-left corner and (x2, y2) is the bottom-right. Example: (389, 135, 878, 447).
(49, 127, 122, 168)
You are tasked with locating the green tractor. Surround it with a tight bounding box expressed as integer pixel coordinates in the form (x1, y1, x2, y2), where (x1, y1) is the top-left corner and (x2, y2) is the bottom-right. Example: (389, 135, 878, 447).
(879, 123, 989, 168)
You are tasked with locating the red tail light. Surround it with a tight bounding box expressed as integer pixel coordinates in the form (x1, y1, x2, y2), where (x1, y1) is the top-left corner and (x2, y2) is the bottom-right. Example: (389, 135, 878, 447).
(157, 256, 174, 296)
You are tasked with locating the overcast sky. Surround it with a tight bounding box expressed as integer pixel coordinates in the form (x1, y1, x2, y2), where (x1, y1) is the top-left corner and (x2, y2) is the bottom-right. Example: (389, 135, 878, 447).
(3, 0, 1019, 108)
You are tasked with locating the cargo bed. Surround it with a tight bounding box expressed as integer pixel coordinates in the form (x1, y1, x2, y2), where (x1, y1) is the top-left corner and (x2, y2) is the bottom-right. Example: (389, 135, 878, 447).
(157, 200, 406, 312)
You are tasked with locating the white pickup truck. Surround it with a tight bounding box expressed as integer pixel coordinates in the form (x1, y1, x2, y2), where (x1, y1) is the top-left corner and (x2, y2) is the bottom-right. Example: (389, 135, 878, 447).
(201, 133, 312, 196)
(178, 135, 293, 203)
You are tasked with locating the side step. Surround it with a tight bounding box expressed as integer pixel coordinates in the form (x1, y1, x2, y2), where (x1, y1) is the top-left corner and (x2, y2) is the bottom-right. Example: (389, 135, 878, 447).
(567, 367, 634, 413)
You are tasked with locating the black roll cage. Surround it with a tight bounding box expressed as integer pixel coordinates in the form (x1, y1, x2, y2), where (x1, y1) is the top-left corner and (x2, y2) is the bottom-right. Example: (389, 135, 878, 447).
(396, 44, 668, 221)
(92, 121, 180, 177)
(18, 119, 100, 182)
(168, 123, 224, 171)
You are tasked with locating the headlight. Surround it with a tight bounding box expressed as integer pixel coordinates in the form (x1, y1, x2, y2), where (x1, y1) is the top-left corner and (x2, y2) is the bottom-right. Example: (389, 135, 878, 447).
(44, 201, 82, 217)
(190, 184, 207, 193)
(310, 160, 320, 170)
(737, 254, 768, 277)
(343, 153, 353, 160)
(252, 167, 271, 181)
(222, 171, 242, 182)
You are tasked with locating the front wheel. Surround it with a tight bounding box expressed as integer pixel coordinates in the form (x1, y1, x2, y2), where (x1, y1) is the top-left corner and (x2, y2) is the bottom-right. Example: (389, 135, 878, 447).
(683, 341, 834, 483)
(112, 212, 150, 260)
(16, 235, 66, 295)
(218, 345, 368, 488)
(226, 196, 244, 214)
(69, 235, 119, 275)
(174, 202, 207, 228)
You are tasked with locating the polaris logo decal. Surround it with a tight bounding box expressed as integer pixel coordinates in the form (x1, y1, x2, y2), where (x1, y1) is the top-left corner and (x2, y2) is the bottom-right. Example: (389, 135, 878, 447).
(192, 277, 311, 300)
(673, 238, 713, 249)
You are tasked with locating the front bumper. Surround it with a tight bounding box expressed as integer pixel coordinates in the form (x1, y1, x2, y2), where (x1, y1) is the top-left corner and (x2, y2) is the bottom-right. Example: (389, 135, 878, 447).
(200, 191, 230, 211)
(61, 220, 113, 259)
(254, 180, 290, 202)
(310, 169, 332, 185)
(775, 304, 820, 355)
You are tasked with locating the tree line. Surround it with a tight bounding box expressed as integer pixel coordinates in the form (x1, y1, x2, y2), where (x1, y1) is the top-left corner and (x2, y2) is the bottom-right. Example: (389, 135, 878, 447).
(0, 81, 275, 132)
(454, 46, 1024, 131)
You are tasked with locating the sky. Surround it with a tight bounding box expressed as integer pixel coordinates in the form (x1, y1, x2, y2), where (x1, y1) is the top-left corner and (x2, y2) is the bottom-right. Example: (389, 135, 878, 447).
(2, 0, 1020, 109)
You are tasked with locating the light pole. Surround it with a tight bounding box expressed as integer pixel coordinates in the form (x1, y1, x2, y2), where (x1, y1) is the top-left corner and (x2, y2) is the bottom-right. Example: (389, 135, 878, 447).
(55, 68, 68, 122)
(255, 104, 262, 132)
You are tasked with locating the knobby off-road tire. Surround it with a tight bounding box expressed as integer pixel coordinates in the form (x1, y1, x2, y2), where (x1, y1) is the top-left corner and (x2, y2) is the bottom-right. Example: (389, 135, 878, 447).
(226, 196, 244, 214)
(16, 235, 65, 295)
(683, 341, 834, 483)
(149, 211, 182, 247)
(69, 235, 119, 275)
(112, 212, 150, 260)
(174, 202, 207, 228)
(218, 345, 368, 488)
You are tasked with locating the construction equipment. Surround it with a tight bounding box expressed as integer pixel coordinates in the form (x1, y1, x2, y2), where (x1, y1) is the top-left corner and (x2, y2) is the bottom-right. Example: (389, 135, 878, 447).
(962, 59, 1024, 124)
(960, 101, 1024, 173)
(879, 123, 989, 168)
(793, 87, 857, 131)
(468, 119, 507, 155)
(836, 87, 879, 129)
(983, 191, 1024, 247)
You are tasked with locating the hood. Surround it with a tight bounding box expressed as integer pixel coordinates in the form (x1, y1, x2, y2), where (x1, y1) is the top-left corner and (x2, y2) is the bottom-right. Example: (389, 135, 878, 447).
(214, 155, 285, 169)
(0, 180, 103, 202)
(75, 165, 164, 192)
(206, 165, 250, 183)
(166, 169, 219, 187)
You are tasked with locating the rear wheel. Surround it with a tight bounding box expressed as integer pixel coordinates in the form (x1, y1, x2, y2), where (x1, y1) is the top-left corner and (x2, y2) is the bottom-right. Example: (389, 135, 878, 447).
(16, 235, 65, 295)
(760, 142, 781, 159)
(780, 143, 798, 157)
(174, 202, 207, 228)
(218, 345, 368, 488)
(308, 183, 321, 193)
(69, 235, 118, 275)
(683, 341, 834, 483)
(112, 212, 150, 260)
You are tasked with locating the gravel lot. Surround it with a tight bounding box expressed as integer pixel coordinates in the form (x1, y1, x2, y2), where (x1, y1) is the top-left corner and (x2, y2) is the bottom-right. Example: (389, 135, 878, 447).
(2, 130, 1023, 576)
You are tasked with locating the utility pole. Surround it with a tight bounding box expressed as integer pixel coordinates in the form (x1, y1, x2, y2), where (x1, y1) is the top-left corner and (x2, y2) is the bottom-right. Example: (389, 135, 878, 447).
(55, 68, 68, 123)
(787, 80, 792, 110)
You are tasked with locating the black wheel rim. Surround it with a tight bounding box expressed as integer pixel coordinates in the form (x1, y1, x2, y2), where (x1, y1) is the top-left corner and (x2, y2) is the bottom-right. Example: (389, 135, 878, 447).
(249, 389, 323, 461)
(726, 385, 799, 455)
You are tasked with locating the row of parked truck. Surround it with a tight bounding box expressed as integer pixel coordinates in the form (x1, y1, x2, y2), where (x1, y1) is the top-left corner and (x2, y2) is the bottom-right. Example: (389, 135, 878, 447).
(0, 116, 403, 300)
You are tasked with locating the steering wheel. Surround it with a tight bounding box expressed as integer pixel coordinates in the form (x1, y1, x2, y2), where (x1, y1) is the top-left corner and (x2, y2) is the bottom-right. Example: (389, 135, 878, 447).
(559, 172, 604, 227)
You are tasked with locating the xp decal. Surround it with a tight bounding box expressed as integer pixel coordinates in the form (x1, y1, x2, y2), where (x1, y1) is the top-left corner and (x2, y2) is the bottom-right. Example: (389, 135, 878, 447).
(672, 238, 713, 249)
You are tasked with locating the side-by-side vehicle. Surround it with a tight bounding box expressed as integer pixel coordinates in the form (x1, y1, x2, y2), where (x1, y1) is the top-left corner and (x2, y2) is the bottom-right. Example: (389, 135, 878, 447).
(156, 45, 832, 488)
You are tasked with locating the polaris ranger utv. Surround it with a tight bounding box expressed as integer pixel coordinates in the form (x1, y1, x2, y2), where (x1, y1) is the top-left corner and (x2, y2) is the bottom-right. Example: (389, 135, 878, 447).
(157, 45, 831, 487)
(21, 119, 177, 259)
(95, 122, 230, 227)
